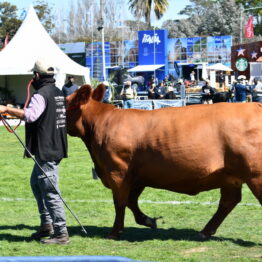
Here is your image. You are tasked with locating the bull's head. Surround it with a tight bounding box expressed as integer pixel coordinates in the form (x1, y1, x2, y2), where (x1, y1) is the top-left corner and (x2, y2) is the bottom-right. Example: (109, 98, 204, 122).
(66, 84, 105, 137)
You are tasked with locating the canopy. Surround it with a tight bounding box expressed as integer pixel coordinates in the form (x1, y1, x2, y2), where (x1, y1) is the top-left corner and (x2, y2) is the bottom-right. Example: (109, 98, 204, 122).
(128, 64, 164, 72)
(0, 5, 90, 87)
(207, 63, 232, 71)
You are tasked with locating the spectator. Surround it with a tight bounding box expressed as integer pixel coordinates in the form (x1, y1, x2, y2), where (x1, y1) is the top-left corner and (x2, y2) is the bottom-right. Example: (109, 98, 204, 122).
(252, 78, 262, 102)
(201, 80, 215, 104)
(218, 72, 225, 89)
(190, 71, 196, 84)
(148, 83, 156, 99)
(62, 76, 78, 97)
(184, 79, 190, 88)
(148, 75, 158, 88)
(234, 76, 251, 103)
(165, 83, 176, 99)
(120, 80, 137, 108)
(102, 81, 112, 103)
(155, 82, 166, 99)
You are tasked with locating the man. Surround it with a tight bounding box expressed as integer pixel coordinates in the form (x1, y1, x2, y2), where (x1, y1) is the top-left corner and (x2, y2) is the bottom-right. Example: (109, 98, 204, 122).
(190, 70, 196, 84)
(102, 80, 112, 103)
(234, 76, 251, 103)
(252, 77, 262, 102)
(155, 82, 166, 99)
(120, 80, 137, 108)
(201, 80, 215, 104)
(0, 58, 69, 244)
(218, 72, 225, 89)
(62, 75, 78, 97)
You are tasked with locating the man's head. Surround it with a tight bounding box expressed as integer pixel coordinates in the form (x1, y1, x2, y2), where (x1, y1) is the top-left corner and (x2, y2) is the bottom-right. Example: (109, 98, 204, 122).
(205, 80, 210, 85)
(237, 75, 246, 82)
(32, 58, 54, 76)
(68, 76, 75, 83)
(124, 80, 131, 88)
(31, 58, 55, 90)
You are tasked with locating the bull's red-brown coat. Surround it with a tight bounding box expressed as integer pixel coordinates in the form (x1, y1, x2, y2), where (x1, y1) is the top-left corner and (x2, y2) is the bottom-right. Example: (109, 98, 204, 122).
(66, 84, 262, 239)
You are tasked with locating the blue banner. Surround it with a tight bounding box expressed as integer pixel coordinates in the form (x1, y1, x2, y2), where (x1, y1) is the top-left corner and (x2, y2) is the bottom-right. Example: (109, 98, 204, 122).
(138, 30, 167, 65)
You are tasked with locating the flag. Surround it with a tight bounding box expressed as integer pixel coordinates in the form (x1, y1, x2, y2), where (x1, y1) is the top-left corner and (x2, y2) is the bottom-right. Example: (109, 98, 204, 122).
(245, 16, 254, 38)
(4, 33, 8, 48)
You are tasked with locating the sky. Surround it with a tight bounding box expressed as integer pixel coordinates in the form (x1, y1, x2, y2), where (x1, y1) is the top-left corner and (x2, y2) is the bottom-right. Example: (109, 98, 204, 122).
(6, 0, 191, 26)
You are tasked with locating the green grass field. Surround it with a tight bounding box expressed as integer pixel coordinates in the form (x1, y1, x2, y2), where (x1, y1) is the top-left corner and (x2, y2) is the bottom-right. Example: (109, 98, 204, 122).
(0, 126, 261, 261)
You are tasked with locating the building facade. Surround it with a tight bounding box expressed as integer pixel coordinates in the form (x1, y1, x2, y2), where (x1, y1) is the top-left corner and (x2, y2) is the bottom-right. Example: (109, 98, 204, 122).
(60, 30, 232, 85)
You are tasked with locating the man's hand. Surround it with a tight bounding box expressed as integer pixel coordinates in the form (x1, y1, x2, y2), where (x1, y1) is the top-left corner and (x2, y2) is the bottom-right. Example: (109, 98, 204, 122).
(0, 105, 24, 119)
(0, 105, 7, 114)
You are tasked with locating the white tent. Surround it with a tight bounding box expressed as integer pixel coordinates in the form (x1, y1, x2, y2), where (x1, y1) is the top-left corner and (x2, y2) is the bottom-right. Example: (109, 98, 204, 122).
(0, 5, 90, 104)
(207, 63, 232, 71)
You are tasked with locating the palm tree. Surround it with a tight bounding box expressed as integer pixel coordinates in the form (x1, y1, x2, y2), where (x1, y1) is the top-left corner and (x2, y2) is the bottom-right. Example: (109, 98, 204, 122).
(128, 0, 169, 28)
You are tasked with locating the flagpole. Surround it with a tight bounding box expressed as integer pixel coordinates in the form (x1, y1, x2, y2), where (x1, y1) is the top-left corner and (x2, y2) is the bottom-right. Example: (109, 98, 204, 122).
(100, 0, 106, 81)
(240, 6, 243, 44)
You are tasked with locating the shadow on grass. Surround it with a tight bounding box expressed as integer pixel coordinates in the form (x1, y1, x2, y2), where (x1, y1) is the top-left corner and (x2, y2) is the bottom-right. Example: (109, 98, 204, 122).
(0, 224, 36, 242)
(69, 225, 261, 247)
(0, 224, 260, 247)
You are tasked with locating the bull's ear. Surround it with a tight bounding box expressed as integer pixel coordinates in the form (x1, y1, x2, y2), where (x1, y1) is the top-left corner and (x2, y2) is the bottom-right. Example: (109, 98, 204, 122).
(72, 84, 92, 105)
(92, 84, 105, 102)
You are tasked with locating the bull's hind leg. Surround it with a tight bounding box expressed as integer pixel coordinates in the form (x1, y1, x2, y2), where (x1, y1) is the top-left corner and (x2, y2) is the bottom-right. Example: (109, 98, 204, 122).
(199, 186, 242, 239)
(246, 175, 262, 205)
(127, 186, 157, 229)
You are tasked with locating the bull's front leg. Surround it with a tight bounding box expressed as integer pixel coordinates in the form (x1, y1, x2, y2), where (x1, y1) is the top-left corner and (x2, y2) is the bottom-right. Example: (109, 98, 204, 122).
(199, 186, 242, 240)
(107, 195, 127, 239)
(107, 173, 131, 239)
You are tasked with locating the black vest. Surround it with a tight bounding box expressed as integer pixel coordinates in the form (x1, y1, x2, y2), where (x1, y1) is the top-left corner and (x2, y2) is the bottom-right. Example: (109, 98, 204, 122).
(25, 84, 68, 161)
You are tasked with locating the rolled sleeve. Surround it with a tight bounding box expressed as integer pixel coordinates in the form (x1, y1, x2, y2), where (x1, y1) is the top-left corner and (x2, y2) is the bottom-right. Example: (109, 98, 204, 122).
(24, 94, 46, 123)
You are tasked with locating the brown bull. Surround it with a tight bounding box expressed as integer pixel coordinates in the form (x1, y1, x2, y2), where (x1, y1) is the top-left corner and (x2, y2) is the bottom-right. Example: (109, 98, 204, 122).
(66, 84, 262, 239)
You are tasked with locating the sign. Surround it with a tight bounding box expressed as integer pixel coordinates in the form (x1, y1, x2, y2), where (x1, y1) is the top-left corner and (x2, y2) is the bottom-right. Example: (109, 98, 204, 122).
(236, 58, 248, 71)
(138, 30, 167, 65)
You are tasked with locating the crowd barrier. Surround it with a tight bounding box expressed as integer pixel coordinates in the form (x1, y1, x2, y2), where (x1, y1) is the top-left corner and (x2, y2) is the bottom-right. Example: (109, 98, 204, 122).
(132, 100, 153, 110)
(112, 99, 186, 110)
(0, 256, 142, 262)
(152, 99, 185, 109)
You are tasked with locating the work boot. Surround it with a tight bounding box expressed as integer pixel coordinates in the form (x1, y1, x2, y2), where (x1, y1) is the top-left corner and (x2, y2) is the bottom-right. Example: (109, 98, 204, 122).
(40, 232, 70, 245)
(31, 224, 54, 240)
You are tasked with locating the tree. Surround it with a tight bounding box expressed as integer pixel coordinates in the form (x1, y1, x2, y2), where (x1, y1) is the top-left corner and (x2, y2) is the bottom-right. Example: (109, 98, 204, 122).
(163, 16, 202, 38)
(0, 2, 21, 44)
(0, 1, 56, 47)
(196, 0, 241, 38)
(128, 0, 169, 28)
(33, 0, 55, 33)
(162, 0, 260, 44)
(53, 0, 137, 43)
(235, 0, 262, 36)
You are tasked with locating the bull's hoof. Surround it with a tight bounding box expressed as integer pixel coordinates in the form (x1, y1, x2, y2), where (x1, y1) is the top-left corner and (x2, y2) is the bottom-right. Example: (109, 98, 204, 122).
(145, 217, 157, 229)
(146, 216, 163, 229)
(197, 231, 211, 241)
(107, 233, 120, 240)
(107, 229, 123, 240)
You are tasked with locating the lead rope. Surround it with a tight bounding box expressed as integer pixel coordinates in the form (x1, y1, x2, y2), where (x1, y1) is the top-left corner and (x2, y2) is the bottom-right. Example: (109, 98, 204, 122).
(0, 79, 33, 132)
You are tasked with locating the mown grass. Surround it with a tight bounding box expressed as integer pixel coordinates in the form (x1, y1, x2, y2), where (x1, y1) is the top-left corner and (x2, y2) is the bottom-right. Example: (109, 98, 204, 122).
(0, 126, 261, 261)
